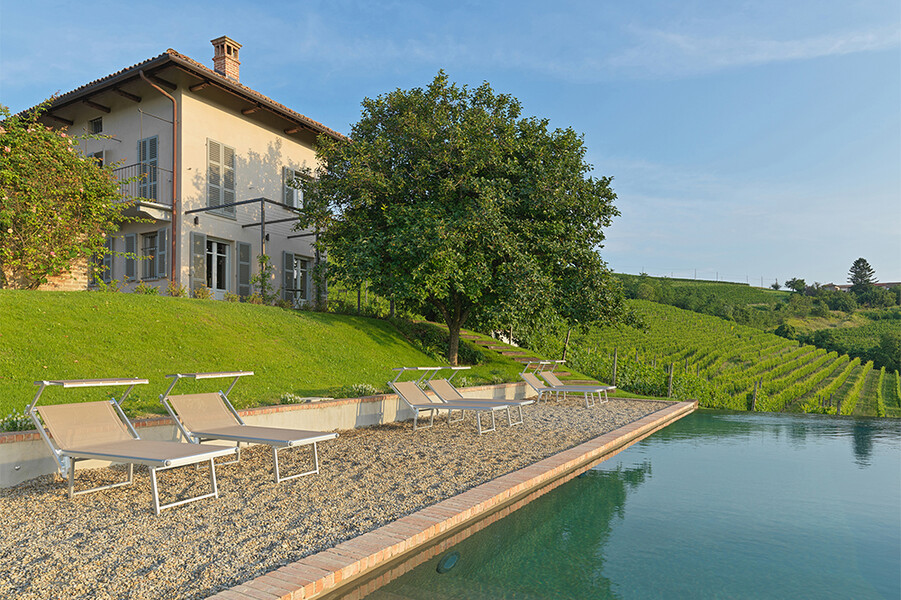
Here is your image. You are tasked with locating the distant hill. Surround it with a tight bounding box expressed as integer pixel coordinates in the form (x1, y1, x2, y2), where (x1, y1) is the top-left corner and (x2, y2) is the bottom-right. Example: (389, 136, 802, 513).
(616, 273, 787, 328)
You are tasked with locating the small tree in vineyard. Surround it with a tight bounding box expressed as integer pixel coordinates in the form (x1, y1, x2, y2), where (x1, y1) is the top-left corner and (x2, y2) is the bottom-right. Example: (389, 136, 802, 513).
(848, 258, 877, 295)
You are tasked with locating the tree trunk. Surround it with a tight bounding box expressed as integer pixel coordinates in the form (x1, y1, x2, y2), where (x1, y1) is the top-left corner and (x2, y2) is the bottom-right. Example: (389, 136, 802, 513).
(431, 293, 469, 366)
(447, 326, 460, 366)
(561, 327, 572, 361)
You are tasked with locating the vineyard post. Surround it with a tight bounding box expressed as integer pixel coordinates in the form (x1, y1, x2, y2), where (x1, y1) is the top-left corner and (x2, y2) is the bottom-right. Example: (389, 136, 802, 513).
(667, 364, 674, 398)
(612, 347, 618, 386)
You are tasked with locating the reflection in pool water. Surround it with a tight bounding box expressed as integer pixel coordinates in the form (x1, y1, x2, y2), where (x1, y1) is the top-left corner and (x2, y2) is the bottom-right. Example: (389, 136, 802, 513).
(362, 411, 900, 599)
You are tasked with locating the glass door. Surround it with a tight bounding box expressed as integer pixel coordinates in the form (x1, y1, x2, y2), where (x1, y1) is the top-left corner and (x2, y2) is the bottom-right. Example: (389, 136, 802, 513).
(206, 240, 229, 300)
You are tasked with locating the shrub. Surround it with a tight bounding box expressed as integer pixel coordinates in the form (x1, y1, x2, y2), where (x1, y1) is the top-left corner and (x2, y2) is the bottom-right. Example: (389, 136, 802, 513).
(134, 281, 159, 295)
(192, 286, 212, 300)
(245, 292, 264, 305)
(166, 281, 186, 297)
(223, 292, 240, 302)
(0, 410, 33, 432)
(93, 277, 123, 292)
(0, 103, 126, 289)
(335, 383, 381, 398)
(280, 392, 308, 405)
(774, 323, 797, 340)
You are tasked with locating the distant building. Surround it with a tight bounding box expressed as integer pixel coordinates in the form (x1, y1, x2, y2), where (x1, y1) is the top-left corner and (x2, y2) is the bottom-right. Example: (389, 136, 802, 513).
(822, 282, 900, 292)
(33, 36, 343, 304)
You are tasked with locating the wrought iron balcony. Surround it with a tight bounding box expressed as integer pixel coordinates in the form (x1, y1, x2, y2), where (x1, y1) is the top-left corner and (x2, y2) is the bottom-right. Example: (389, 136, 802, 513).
(112, 163, 173, 207)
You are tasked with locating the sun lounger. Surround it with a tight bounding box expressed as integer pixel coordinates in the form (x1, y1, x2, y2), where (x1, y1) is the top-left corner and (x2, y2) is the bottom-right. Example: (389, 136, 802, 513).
(389, 380, 510, 434)
(161, 371, 338, 483)
(521, 372, 611, 408)
(540, 371, 614, 397)
(28, 378, 237, 514)
(426, 378, 532, 426)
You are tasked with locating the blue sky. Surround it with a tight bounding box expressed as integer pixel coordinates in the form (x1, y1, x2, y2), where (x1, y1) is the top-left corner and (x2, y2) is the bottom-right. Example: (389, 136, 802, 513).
(2, 0, 899, 286)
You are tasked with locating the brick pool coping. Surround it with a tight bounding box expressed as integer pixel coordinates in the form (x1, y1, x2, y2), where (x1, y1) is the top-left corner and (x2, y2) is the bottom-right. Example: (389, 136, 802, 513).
(208, 398, 697, 600)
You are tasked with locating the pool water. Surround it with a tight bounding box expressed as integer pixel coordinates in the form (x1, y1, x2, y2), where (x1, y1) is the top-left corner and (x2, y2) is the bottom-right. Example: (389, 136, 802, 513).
(362, 411, 900, 599)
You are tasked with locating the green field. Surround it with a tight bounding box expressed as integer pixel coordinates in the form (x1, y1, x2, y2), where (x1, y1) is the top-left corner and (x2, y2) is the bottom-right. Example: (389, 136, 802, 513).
(528, 299, 898, 417)
(0, 290, 524, 421)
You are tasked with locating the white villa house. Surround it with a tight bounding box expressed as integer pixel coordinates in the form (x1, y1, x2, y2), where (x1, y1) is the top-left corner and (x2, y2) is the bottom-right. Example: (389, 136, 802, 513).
(34, 36, 343, 304)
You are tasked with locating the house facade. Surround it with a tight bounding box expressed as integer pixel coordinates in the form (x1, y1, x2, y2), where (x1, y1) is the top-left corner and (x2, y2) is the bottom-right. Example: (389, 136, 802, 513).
(37, 37, 343, 304)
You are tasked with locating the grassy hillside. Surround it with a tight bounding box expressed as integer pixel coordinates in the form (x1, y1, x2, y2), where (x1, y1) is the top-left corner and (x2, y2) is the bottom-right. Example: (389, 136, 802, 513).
(527, 299, 898, 418)
(0, 291, 522, 419)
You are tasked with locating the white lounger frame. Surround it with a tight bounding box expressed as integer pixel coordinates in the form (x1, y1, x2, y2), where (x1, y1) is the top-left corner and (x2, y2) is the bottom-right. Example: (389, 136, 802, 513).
(161, 371, 335, 483)
(28, 378, 230, 514)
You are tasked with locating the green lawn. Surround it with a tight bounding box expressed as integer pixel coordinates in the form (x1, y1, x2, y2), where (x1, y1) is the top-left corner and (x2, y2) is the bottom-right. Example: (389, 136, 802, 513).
(0, 291, 521, 418)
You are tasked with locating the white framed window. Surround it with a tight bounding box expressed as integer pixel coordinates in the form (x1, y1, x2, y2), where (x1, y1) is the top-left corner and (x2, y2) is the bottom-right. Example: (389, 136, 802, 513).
(208, 139, 236, 216)
(283, 167, 305, 208)
(283, 251, 310, 305)
(136, 228, 168, 280)
(89, 117, 103, 134)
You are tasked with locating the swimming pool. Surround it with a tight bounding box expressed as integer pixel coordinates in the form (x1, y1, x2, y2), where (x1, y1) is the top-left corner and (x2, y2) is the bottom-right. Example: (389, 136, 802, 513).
(359, 411, 900, 599)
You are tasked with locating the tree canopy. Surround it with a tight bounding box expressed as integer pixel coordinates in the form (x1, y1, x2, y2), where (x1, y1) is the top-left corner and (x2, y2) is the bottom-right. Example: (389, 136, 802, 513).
(304, 72, 630, 363)
(785, 277, 806, 294)
(0, 102, 124, 289)
(848, 257, 877, 295)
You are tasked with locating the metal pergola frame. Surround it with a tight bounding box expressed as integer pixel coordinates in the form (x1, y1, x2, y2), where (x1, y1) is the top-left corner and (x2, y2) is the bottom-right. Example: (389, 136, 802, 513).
(184, 197, 306, 258)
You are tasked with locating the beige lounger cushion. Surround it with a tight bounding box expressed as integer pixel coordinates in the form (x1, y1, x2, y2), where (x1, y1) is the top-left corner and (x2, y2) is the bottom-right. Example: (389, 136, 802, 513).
(167, 393, 239, 432)
(393, 381, 444, 406)
(37, 401, 132, 450)
(428, 379, 466, 401)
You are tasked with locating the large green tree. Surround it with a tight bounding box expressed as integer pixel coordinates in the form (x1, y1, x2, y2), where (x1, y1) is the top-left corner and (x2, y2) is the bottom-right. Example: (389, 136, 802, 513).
(0, 102, 124, 289)
(305, 72, 629, 363)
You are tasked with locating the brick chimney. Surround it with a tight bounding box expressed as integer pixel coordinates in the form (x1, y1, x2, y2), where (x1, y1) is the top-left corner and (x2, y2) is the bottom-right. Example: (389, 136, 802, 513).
(211, 36, 241, 81)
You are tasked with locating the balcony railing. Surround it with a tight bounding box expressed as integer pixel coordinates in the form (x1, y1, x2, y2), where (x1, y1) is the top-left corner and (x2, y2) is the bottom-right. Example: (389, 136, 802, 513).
(112, 163, 173, 207)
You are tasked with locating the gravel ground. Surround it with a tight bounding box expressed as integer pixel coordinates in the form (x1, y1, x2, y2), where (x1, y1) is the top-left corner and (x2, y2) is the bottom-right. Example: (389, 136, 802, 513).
(0, 398, 669, 600)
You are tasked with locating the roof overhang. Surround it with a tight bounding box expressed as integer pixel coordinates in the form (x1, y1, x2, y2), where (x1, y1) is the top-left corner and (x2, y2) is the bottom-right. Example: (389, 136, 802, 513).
(36, 51, 346, 142)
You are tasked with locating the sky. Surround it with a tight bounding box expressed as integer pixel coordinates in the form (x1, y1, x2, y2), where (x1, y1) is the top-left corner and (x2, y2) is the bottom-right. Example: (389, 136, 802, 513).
(1, 0, 899, 286)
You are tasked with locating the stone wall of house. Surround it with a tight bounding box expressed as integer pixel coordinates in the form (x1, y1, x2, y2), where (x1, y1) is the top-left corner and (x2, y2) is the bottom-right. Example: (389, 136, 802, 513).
(37, 257, 90, 292)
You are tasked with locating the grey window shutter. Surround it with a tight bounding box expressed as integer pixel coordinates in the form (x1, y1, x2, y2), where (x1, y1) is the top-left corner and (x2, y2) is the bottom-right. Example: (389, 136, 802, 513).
(282, 251, 294, 301)
(283, 167, 294, 207)
(190, 232, 207, 293)
(208, 139, 221, 209)
(138, 137, 158, 201)
(222, 145, 236, 215)
(156, 227, 168, 278)
(237, 242, 252, 297)
(102, 238, 113, 283)
(124, 234, 137, 281)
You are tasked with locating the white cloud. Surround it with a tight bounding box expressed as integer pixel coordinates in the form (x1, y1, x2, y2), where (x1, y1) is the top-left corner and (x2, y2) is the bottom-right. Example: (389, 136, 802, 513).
(605, 25, 901, 79)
